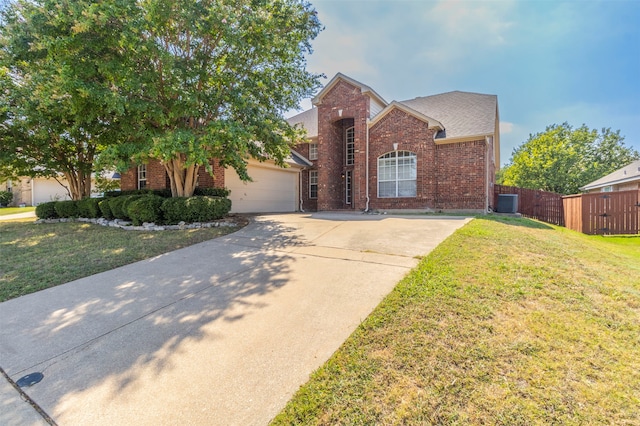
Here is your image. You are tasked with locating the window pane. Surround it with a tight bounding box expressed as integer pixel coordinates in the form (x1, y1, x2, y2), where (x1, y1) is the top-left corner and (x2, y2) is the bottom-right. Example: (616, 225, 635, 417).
(398, 180, 416, 197)
(379, 181, 396, 198)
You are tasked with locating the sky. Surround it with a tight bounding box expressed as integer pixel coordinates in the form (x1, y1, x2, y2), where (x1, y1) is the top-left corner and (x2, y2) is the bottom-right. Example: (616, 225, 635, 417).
(288, 0, 640, 166)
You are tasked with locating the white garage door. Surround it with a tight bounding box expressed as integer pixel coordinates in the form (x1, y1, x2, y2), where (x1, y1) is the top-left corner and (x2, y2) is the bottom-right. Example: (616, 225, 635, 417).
(225, 163, 299, 213)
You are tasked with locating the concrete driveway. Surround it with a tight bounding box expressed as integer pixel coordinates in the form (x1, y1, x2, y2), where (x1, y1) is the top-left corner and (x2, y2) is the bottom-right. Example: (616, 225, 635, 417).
(0, 213, 470, 425)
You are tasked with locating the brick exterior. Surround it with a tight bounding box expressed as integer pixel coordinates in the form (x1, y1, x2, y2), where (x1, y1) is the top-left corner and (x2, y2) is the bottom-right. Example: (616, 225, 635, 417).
(294, 141, 318, 211)
(297, 88, 494, 213)
(120, 159, 225, 192)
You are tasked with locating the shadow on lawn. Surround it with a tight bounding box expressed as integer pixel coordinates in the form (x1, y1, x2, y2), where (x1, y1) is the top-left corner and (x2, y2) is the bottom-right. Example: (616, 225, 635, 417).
(483, 214, 556, 230)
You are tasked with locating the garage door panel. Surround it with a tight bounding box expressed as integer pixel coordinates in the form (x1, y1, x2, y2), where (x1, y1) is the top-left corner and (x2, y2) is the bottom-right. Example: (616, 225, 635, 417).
(226, 165, 298, 213)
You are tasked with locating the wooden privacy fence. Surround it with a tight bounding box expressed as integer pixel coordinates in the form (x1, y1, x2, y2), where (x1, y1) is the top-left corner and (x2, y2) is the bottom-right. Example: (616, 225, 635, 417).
(494, 185, 565, 226)
(562, 190, 640, 235)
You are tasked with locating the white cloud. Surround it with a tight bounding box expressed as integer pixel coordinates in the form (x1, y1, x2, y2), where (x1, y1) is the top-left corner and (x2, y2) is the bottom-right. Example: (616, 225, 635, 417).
(500, 121, 514, 134)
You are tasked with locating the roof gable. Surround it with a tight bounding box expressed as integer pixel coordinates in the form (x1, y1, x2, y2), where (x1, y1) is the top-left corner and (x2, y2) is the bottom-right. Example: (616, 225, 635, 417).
(369, 101, 444, 130)
(311, 73, 388, 108)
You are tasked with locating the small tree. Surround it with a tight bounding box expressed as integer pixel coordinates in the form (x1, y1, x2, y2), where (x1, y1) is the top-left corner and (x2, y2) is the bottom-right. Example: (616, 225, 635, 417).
(499, 123, 639, 194)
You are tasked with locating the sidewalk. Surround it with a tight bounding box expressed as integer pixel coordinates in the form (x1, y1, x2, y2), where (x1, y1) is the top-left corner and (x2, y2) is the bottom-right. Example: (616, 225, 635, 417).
(0, 211, 36, 221)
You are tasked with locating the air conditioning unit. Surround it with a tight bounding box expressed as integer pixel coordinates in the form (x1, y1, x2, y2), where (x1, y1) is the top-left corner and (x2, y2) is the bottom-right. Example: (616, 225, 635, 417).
(496, 194, 518, 213)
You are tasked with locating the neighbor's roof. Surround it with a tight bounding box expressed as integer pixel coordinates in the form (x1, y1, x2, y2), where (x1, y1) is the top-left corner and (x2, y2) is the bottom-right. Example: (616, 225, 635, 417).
(580, 159, 640, 191)
(400, 91, 498, 140)
(287, 107, 318, 138)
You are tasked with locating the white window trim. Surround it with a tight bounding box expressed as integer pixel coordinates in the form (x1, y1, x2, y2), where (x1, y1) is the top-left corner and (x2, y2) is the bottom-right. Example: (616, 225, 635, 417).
(309, 170, 318, 199)
(138, 164, 147, 189)
(345, 126, 354, 166)
(377, 151, 417, 198)
(309, 142, 318, 161)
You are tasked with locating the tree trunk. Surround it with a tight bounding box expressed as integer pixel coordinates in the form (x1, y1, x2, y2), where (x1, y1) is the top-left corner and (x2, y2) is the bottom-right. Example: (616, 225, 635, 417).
(164, 157, 199, 197)
(62, 170, 92, 200)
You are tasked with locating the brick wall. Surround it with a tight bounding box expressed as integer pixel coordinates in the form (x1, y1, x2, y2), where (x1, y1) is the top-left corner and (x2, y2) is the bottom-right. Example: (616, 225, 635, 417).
(316, 80, 369, 210)
(121, 159, 225, 192)
(435, 140, 487, 210)
(368, 108, 438, 210)
(294, 141, 318, 211)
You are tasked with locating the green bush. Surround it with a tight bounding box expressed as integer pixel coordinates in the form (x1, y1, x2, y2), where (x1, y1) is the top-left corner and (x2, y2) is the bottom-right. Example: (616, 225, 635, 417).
(36, 201, 58, 219)
(0, 190, 13, 206)
(77, 198, 102, 218)
(161, 196, 231, 224)
(193, 187, 230, 198)
(104, 188, 172, 198)
(127, 195, 165, 226)
(98, 199, 114, 219)
(121, 195, 145, 217)
(108, 196, 129, 220)
(54, 200, 79, 218)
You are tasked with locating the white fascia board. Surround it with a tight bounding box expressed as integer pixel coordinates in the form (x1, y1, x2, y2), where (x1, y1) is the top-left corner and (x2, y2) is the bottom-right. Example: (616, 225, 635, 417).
(433, 133, 494, 145)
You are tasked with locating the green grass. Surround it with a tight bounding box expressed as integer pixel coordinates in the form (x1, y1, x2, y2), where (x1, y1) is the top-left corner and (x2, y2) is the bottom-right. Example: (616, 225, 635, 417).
(272, 216, 640, 425)
(0, 206, 35, 216)
(0, 217, 248, 302)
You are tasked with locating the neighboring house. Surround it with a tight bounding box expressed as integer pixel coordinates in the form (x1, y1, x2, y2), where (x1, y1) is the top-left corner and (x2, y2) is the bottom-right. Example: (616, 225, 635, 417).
(1, 172, 116, 206)
(120, 72, 500, 213)
(0, 177, 72, 206)
(580, 159, 640, 193)
(289, 73, 500, 212)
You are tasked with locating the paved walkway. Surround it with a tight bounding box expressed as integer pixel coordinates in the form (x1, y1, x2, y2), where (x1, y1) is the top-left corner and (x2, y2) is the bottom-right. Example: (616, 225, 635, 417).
(0, 213, 471, 425)
(0, 210, 36, 221)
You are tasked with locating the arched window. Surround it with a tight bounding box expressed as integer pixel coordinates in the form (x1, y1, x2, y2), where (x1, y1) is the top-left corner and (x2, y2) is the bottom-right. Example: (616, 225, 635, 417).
(378, 151, 417, 198)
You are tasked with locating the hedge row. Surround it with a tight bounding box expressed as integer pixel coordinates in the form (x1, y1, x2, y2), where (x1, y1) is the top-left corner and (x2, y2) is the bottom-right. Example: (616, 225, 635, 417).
(36, 194, 232, 226)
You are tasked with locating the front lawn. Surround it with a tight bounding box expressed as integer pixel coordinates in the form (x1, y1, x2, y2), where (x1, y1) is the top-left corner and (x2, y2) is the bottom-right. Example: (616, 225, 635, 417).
(0, 217, 248, 302)
(272, 217, 640, 425)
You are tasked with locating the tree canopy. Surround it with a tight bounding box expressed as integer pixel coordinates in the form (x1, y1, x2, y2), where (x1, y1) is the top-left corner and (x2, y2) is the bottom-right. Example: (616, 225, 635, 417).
(104, 0, 323, 196)
(0, 0, 142, 199)
(499, 123, 639, 195)
(1, 0, 322, 198)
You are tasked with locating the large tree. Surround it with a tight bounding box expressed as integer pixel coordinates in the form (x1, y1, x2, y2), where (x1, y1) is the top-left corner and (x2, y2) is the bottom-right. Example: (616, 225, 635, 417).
(0, 0, 141, 199)
(499, 123, 639, 194)
(105, 0, 323, 197)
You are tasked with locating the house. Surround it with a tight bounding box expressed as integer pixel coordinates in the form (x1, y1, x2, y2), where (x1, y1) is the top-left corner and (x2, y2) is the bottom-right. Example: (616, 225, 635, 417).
(1, 176, 72, 206)
(579, 160, 640, 193)
(120, 72, 500, 213)
(289, 73, 500, 213)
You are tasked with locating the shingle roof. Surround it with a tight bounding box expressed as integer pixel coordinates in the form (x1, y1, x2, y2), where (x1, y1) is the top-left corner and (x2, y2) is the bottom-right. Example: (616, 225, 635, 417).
(580, 159, 640, 191)
(400, 91, 497, 140)
(287, 107, 318, 138)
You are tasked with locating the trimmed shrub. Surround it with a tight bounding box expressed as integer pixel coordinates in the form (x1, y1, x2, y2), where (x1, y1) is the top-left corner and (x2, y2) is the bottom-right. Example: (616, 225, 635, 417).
(104, 188, 172, 198)
(77, 198, 102, 218)
(36, 201, 58, 219)
(108, 196, 129, 220)
(193, 187, 230, 198)
(121, 195, 145, 217)
(98, 199, 114, 220)
(127, 195, 165, 226)
(161, 196, 231, 224)
(54, 200, 79, 218)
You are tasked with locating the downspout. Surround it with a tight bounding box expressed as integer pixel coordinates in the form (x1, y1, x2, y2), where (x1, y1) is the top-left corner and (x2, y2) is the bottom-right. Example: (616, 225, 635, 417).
(299, 168, 305, 212)
(365, 118, 370, 212)
(31, 178, 35, 207)
(485, 136, 490, 213)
